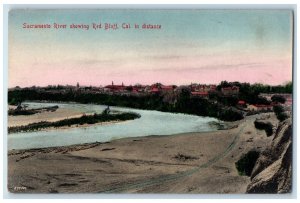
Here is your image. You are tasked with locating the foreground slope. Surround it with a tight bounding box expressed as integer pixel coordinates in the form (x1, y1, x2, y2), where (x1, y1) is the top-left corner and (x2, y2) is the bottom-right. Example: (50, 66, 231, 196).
(247, 118, 292, 193)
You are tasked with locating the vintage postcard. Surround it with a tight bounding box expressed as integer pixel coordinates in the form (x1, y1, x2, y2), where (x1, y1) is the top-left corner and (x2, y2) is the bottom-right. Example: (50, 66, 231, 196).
(7, 9, 293, 194)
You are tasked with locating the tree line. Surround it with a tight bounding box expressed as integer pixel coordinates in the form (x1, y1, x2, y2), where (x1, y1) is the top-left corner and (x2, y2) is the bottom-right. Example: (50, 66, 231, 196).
(8, 81, 292, 122)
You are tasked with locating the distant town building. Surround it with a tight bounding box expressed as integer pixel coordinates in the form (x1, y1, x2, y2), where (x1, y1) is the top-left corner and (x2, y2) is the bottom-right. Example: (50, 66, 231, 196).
(190, 84, 216, 93)
(247, 104, 258, 111)
(151, 87, 160, 94)
(253, 104, 273, 111)
(161, 85, 174, 92)
(149, 84, 175, 94)
(237, 100, 246, 108)
(247, 104, 273, 111)
(104, 84, 126, 92)
(221, 86, 239, 96)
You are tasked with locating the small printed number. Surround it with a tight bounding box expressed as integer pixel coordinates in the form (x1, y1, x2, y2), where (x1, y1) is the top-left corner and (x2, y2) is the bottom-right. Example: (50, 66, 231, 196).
(14, 186, 27, 191)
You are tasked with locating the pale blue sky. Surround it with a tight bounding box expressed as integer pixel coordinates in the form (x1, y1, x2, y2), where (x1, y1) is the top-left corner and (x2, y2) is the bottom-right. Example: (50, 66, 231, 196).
(9, 10, 293, 87)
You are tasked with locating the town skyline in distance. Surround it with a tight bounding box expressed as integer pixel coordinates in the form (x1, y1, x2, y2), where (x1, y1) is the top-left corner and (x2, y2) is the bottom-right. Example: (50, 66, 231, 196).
(9, 80, 293, 89)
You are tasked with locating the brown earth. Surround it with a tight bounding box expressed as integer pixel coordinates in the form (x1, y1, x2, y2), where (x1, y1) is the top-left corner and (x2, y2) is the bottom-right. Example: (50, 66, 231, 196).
(247, 118, 292, 193)
(8, 113, 277, 194)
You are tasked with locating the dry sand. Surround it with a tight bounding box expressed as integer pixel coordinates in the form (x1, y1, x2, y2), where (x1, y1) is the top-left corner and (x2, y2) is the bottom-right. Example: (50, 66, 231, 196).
(8, 106, 125, 132)
(7, 113, 277, 194)
(8, 107, 84, 127)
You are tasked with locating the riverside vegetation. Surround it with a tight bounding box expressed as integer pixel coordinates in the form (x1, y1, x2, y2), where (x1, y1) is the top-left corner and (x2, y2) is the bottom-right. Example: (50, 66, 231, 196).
(8, 105, 59, 116)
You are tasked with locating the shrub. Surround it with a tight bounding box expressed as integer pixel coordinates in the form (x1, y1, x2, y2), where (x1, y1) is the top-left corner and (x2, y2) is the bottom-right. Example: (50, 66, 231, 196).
(273, 105, 284, 114)
(277, 112, 289, 122)
(254, 120, 273, 136)
(235, 150, 260, 176)
(271, 95, 286, 104)
(273, 105, 289, 121)
(219, 108, 244, 121)
(8, 109, 37, 116)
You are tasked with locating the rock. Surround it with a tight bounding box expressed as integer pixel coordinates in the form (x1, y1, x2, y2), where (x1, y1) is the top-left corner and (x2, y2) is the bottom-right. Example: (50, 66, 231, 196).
(246, 119, 292, 193)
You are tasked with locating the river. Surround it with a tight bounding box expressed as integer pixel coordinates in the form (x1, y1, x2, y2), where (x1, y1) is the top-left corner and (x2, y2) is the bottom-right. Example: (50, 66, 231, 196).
(8, 102, 220, 150)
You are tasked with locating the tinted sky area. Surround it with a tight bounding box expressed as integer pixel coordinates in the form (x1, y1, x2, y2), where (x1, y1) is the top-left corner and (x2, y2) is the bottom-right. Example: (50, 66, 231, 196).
(9, 9, 293, 87)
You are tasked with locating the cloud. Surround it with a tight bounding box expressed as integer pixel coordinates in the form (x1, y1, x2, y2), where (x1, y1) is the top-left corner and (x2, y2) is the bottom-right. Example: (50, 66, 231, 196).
(75, 59, 124, 66)
(264, 72, 273, 77)
(146, 62, 264, 73)
(149, 55, 185, 60)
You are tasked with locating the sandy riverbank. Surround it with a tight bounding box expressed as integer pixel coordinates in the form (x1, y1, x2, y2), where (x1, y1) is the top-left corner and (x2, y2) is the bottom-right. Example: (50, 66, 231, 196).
(7, 113, 277, 194)
(8, 105, 128, 132)
(8, 107, 84, 127)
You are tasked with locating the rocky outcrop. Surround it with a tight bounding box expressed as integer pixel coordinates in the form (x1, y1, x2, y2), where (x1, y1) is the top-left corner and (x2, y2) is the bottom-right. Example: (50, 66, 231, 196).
(246, 118, 292, 193)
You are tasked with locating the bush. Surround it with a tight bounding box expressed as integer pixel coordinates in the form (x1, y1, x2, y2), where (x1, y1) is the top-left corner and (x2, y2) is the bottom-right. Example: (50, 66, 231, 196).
(271, 95, 286, 104)
(277, 112, 289, 122)
(273, 105, 289, 121)
(273, 105, 284, 114)
(235, 150, 260, 176)
(219, 108, 244, 121)
(254, 120, 273, 136)
(8, 109, 37, 116)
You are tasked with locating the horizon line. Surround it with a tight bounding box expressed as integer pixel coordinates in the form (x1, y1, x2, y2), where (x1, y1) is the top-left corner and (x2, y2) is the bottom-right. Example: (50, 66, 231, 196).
(8, 80, 293, 89)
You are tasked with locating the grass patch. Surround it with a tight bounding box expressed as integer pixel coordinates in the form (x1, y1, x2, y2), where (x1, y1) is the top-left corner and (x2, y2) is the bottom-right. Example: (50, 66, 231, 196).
(174, 153, 198, 161)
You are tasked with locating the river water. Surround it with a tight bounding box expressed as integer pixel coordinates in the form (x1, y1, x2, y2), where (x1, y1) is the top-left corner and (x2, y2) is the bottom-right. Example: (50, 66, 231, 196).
(8, 102, 220, 150)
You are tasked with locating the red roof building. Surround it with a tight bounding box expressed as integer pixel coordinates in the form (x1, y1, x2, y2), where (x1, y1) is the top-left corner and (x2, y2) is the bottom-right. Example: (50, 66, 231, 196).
(221, 86, 239, 96)
(253, 104, 273, 111)
(151, 87, 160, 93)
(104, 84, 126, 92)
(210, 85, 217, 90)
(161, 85, 174, 91)
(238, 100, 246, 105)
